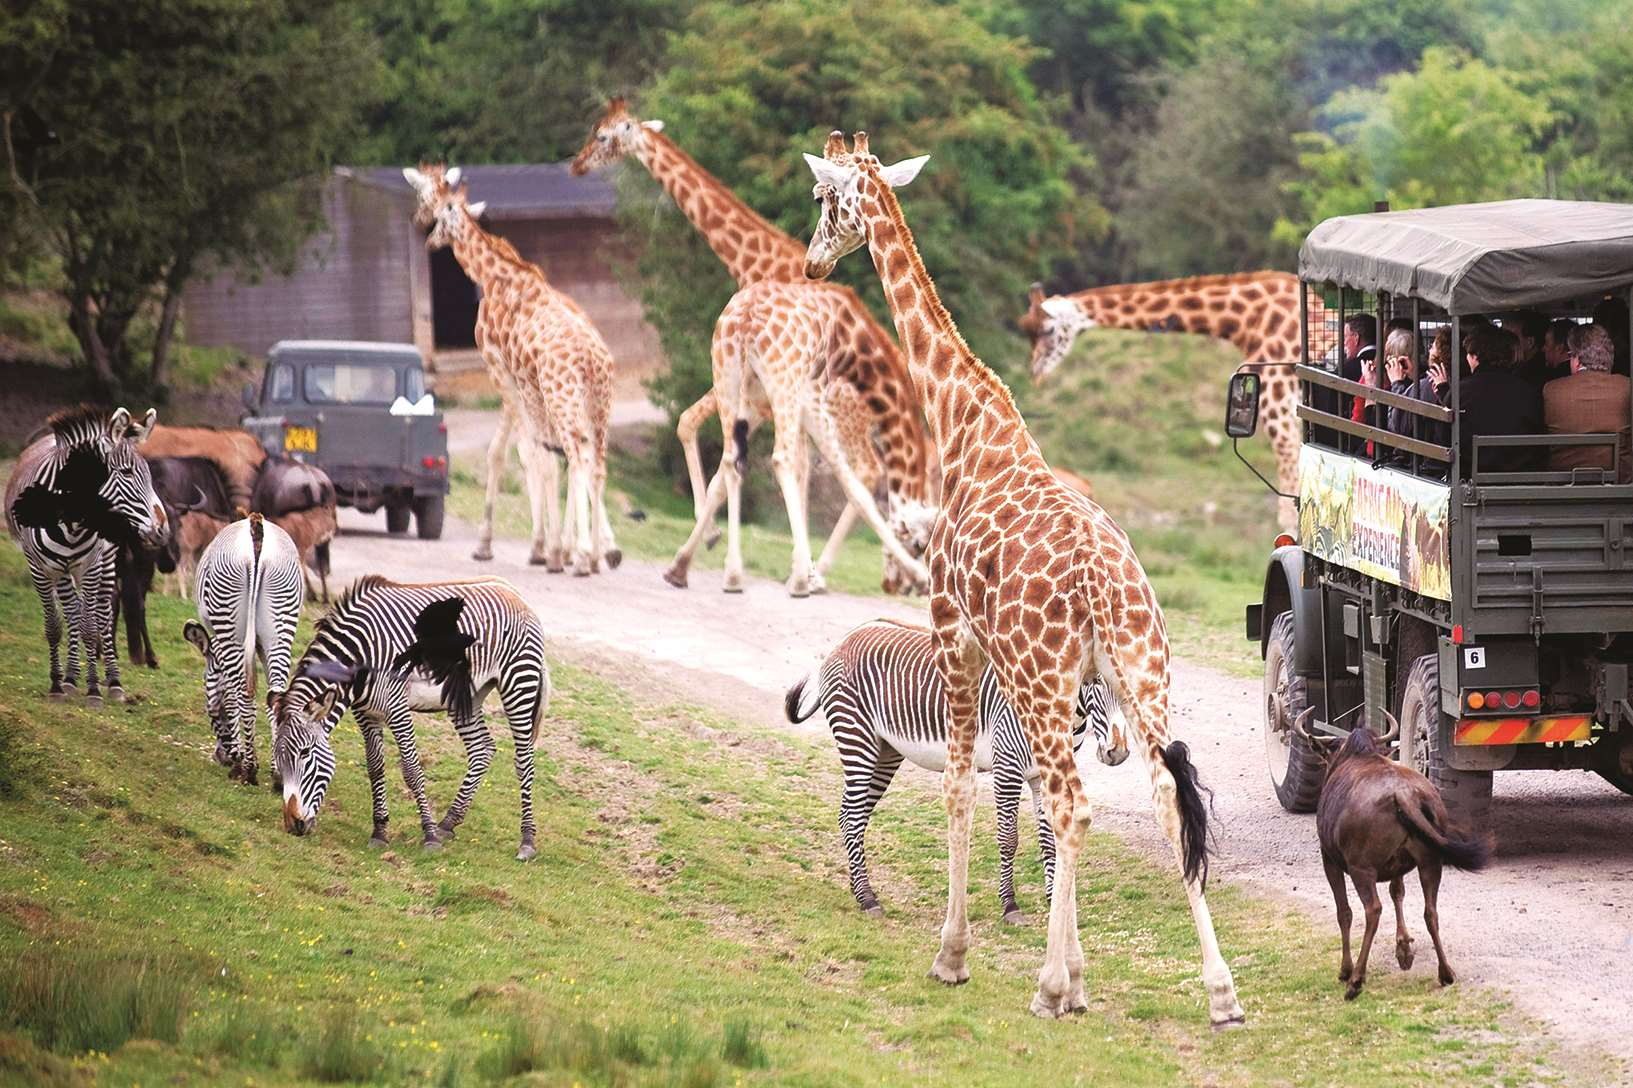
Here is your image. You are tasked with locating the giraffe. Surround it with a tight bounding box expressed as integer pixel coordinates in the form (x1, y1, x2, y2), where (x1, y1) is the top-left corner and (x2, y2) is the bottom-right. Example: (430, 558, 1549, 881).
(666, 279, 931, 596)
(804, 132, 1244, 1026)
(403, 165, 619, 576)
(571, 98, 936, 589)
(1019, 271, 1323, 529)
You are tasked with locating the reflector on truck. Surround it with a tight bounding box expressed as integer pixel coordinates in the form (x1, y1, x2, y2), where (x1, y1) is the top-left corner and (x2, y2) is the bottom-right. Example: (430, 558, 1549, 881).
(1454, 716, 1590, 746)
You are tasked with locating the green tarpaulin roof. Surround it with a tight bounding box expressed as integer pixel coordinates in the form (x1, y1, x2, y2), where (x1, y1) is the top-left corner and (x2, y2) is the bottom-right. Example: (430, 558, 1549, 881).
(1298, 199, 1633, 314)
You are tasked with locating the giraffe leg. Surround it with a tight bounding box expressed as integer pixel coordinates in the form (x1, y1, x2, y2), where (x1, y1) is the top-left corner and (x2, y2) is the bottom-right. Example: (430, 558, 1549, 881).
(677, 390, 721, 550)
(1390, 875, 1415, 969)
(537, 447, 568, 572)
(993, 764, 1025, 922)
(590, 443, 620, 570)
(566, 444, 595, 576)
(31, 571, 65, 699)
(929, 625, 983, 986)
(813, 503, 860, 585)
(665, 455, 731, 589)
(474, 405, 516, 561)
(770, 405, 815, 597)
(813, 383, 882, 587)
(804, 406, 929, 590)
(721, 428, 747, 592)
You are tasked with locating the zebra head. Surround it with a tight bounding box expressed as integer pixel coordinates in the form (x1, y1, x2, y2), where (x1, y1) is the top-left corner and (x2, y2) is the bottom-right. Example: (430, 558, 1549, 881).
(14, 407, 168, 550)
(272, 661, 357, 836)
(1076, 678, 1130, 767)
(182, 621, 238, 765)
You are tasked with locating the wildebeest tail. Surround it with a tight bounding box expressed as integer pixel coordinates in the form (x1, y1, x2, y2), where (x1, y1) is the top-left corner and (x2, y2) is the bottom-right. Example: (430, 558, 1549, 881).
(732, 419, 749, 478)
(1395, 797, 1492, 872)
(784, 667, 824, 724)
(1162, 740, 1215, 889)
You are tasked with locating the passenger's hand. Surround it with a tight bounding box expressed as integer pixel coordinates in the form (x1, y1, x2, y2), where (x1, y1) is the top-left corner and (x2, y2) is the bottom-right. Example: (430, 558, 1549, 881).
(1428, 358, 1447, 387)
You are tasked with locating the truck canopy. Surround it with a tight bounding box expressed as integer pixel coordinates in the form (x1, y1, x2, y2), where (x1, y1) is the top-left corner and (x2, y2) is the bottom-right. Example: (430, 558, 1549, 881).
(1298, 198, 1633, 314)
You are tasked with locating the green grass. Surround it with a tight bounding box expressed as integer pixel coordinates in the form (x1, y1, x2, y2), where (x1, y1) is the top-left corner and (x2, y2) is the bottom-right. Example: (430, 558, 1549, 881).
(0, 542, 1573, 1086)
(448, 440, 905, 600)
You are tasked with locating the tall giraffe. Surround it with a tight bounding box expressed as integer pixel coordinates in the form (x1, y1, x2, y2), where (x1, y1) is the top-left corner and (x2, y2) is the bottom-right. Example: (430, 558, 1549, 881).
(404, 165, 619, 576)
(571, 98, 936, 587)
(804, 132, 1243, 1026)
(1020, 272, 1321, 529)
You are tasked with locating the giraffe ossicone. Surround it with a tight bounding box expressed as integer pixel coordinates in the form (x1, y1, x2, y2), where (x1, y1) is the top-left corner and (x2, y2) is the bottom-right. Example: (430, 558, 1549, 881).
(803, 132, 1245, 1027)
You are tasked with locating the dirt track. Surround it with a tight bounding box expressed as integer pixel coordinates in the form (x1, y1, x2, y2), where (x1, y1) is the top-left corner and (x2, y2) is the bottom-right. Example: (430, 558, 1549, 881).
(330, 503, 1633, 1077)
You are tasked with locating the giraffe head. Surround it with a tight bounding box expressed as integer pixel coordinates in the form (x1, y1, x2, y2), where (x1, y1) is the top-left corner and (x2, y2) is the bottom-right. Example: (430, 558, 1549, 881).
(1019, 283, 1095, 383)
(802, 131, 929, 280)
(878, 497, 936, 594)
(570, 96, 665, 176)
(402, 163, 486, 250)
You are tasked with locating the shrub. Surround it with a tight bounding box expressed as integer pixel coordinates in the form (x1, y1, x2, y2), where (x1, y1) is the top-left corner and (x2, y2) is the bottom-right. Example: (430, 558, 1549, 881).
(0, 951, 191, 1055)
(299, 1007, 386, 1084)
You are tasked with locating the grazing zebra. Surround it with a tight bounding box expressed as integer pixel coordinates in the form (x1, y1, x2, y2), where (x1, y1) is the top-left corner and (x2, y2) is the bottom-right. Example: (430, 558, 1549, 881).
(270, 576, 550, 860)
(181, 514, 304, 785)
(4, 406, 168, 707)
(786, 618, 1130, 922)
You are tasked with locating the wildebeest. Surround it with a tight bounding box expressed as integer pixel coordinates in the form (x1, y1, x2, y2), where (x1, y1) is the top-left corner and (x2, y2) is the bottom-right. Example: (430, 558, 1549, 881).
(253, 457, 337, 602)
(113, 456, 232, 668)
(1317, 726, 1492, 1000)
(141, 424, 266, 509)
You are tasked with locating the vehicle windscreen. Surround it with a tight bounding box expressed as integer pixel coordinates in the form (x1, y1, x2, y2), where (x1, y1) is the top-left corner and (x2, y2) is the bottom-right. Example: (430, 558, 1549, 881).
(303, 363, 399, 405)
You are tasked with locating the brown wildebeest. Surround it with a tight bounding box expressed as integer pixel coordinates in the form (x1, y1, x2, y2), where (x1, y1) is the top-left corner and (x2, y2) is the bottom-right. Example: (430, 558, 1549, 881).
(1316, 726, 1492, 1000)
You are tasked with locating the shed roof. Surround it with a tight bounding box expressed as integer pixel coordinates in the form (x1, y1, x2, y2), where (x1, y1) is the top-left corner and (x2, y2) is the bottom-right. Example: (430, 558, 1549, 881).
(1298, 199, 1633, 313)
(348, 162, 618, 220)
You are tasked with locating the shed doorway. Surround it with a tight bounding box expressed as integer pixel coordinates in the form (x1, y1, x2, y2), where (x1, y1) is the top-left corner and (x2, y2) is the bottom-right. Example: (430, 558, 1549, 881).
(429, 246, 479, 348)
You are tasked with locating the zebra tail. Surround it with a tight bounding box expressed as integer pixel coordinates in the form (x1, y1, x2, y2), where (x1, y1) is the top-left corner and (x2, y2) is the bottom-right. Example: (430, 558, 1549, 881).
(784, 667, 823, 723)
(243, 513, 264, 698)
(530, 664, 552, 751)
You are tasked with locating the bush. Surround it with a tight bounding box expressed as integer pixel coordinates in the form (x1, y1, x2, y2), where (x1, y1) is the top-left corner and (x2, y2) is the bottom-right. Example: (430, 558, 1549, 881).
(299, 1007, 386, 1084)
(0, 951, 191, 1056)
(719, 1018, 767, 1069)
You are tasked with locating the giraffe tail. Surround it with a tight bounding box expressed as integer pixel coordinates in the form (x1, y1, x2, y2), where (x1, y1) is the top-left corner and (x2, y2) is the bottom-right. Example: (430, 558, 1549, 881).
(732, 419, 749, 479)
(784, 668, 823, 724)
(1161, 740, 1216, 890)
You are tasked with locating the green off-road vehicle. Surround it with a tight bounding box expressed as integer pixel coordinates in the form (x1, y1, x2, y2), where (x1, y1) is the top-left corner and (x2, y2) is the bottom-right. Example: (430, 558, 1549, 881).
(1227, 200, 1633, 831)
(241, 340, 450, 539)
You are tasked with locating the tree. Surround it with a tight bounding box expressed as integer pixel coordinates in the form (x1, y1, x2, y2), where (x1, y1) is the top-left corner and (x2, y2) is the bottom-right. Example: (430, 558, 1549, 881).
(353, 0, 693, 166)
(1274, 48, 1555, 245)
(622, 0, 1100, 427)
(2, 0, 379, 394)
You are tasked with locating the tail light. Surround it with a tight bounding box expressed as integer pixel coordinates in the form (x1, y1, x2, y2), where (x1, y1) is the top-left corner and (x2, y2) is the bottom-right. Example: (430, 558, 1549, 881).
(1451, 624, 1465, 644)
(438, 422, 447, 434)
(1273, 533, 1295, 549)
(1501, 690, 1521, 710)
(1466, 692, 1485, 710)
(1485, 691, 1501, 708)
(1522, 689, 1540, 708)
(421, 455, 448, 472)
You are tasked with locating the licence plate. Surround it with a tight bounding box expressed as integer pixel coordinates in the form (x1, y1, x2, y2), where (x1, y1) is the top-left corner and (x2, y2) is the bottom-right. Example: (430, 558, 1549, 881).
(284, 426, 317, 453)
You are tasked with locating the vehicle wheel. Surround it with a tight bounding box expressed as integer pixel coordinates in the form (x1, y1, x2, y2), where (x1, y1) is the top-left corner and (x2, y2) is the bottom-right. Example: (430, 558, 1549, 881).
(1597, 766, 1633, 797)
(1263, 611, 1324, 813)
(1400, 652, 1493, 829)
(414, 494, 445, 540)
(385, 504, 411, 535)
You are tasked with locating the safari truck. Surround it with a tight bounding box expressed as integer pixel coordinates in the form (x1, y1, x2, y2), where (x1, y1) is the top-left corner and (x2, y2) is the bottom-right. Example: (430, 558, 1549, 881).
(1226, 200, 1633, 830)
(241, 340, 449, 539)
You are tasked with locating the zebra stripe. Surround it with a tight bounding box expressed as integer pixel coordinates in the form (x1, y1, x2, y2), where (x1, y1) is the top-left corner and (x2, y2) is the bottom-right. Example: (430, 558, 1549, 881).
(4, 407, 167, 705)
(787, 618, 1127, 918)
(271, 575, 550, 861)
(184, 515, 303, 784)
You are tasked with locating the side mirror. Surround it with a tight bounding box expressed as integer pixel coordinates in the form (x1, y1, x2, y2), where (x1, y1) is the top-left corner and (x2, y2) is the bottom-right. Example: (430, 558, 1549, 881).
(1225, 372, 1262, 439)
(241, 382, 258, 414)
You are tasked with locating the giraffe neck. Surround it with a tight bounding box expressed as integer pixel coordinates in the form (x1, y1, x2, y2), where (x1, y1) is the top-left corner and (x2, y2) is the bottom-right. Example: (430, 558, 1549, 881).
(635, 130, 807, 286)
(1069, 271, 1301, 361)
(447, 211, 540, 296)
(860, 178, 1036, 488)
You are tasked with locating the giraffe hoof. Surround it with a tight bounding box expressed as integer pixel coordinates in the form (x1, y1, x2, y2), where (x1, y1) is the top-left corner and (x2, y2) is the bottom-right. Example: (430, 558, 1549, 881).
(1211, 1015, 1247, 1032)
(471, 546, 494, 562)
(1029, 990, 1073, 1019)
(516, 843, 537, 862)
(1001, 909, 1028, 926)
(604, 549, 622, 570)
(662, 567, 689, 589)
(928, 954, 969, 986)
(704, 530, 721, 551)
(786, 581, 810, 599)
(721, 575, 744, 594)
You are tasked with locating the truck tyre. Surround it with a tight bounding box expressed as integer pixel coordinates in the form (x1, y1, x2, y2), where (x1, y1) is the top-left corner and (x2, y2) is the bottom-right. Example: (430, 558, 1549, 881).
(1264, 610, 1324, 813)
(385, 504, 411, 535)
(1597, 767, 1633, 797)
(414, 494, 445, 540)
(1400, 652, 1493, 830)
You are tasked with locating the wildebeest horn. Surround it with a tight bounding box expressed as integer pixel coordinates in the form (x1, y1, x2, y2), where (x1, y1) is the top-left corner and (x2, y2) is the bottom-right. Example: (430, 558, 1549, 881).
(1293, 706, 1316, 740)
(1377, 710, 1401, 743)
(175, 485, 209, 513)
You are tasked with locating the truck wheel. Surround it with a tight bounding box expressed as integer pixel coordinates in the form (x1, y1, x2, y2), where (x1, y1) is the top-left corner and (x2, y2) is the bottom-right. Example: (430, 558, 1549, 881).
(385, 504, 411, 535)
(1597, 767, 1633, 797)
(414, 495, 445, 540)
(1400, 652, 1493, 829)
(1264, 611, 1324, 813)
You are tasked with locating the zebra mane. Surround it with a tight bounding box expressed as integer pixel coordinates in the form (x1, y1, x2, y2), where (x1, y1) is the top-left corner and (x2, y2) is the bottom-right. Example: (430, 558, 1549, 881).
(46, 404, 114, 445)
(312, 574, 397, 637)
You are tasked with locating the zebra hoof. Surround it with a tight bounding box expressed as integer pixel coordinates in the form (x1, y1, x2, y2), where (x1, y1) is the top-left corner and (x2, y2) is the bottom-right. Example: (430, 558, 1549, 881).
(84, 694, 104, 710)
(368, 835, 389, 849)
(108, 687, 125, 703)
(862, 905, 884, 919)
(422, 837, 444, 852)
(1001, 909, 1028, 926)
(605, 549, 622, 570)
(434, 823, 456, 842)
(516, 843, 537, 862)
(47, 690, 66, 703)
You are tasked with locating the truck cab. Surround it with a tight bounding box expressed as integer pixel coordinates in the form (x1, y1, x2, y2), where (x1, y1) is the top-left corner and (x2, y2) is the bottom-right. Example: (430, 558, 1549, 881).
(241, 340, 450, 539)
(1228, 200, 1633, 831)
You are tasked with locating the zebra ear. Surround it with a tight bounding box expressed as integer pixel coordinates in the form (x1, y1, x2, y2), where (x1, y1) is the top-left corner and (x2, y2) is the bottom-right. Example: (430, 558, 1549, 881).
(129, 408, 158, 445)
(107, 407, 132, 441)
(183, 620, 210, 656)
(306, 687, 341, 721)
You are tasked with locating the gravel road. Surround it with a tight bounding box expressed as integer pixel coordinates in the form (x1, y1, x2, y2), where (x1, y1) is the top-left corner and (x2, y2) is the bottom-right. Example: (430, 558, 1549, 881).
(330, 495, 1633, 1078)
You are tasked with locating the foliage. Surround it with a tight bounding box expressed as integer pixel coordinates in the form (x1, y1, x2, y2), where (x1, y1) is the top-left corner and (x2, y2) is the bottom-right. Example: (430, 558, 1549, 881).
(1, 0, 379, 395)
(622, 0, 1100, 428)
(1275, 48, 1555, 245)
(299, 1007, 388, 1083)
(0, 951, 192, 1056)
(354, 0, 693, 165)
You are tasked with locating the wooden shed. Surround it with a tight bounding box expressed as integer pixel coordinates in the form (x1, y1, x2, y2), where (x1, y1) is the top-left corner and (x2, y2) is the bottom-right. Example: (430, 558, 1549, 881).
(182, 164, 663, 394)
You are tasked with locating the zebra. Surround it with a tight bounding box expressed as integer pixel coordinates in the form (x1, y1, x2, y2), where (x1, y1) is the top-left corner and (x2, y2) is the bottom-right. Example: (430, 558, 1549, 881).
(181, 514, 304, 785)
(270, 575, 551, 860)
(4, 405, 168, 707)
(786, 618, 1130, 922)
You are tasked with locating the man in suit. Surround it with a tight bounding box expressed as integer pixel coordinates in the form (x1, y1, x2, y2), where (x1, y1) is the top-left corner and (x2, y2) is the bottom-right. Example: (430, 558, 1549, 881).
(1544, 323, 1632, 482)
(1458, 325, 1543, 475)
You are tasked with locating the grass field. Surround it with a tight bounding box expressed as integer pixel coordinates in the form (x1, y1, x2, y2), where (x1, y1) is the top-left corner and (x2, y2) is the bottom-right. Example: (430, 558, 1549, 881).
(0, 543, 1565, 1086)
